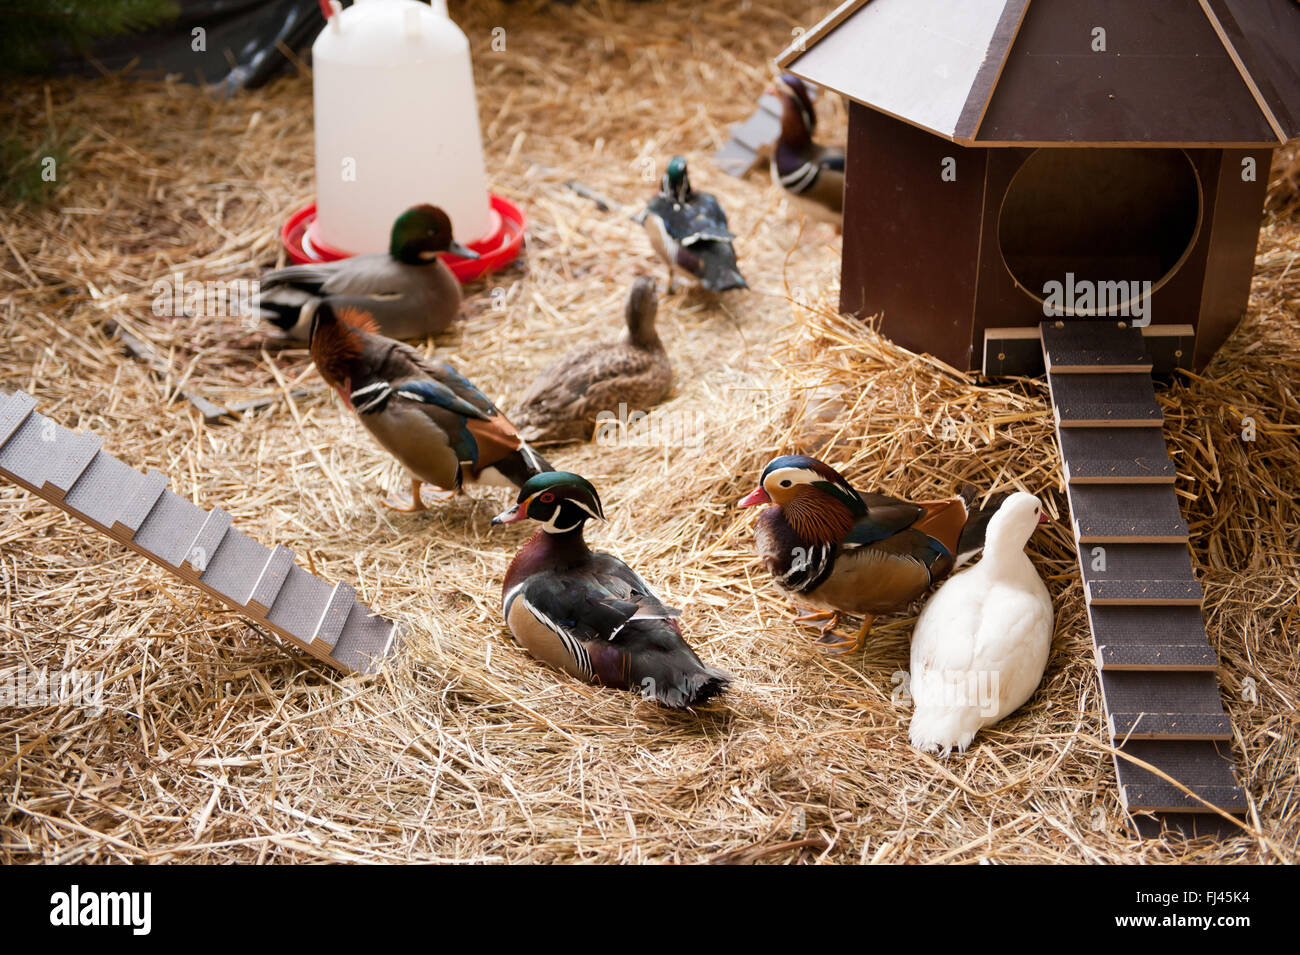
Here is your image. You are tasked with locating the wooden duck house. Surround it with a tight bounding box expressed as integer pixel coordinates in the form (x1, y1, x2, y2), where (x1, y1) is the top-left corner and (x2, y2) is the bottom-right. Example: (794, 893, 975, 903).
(778, 0, 1300, 373)
(780, 0, 1300, 839)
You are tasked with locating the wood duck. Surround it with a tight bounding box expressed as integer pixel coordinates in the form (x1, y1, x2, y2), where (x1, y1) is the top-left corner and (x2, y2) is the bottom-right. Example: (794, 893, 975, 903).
(770, 75, 845, 229)
(739, 455, 997, 653)
(492, 472, 731, 707)
(636, 156, 746, 293)
(309, 302, 550, 510)
(260, 204, 479, 340)
(510, 277, 672, 445)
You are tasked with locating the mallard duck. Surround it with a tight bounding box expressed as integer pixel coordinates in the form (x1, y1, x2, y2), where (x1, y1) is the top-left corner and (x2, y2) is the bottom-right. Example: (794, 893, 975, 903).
(770, 75, 845, 228)
(492, 472, 731, 707)
(259, 204, 478, 340)
(738, 455, 998, 653)
(636, 156, 746, 293)
(309, 301, 550, 510)
(510, 277, 672, 445)
(909, 492, 1053, 754)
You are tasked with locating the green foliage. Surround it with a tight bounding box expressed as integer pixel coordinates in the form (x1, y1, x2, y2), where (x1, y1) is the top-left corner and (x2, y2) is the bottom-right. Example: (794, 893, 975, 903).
(0, 0, 179, 73)
(0, 131, 74, 204)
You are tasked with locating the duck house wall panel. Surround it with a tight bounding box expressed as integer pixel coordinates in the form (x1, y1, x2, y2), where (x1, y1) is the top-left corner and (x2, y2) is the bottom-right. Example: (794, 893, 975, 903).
(839, 105, 987, 357)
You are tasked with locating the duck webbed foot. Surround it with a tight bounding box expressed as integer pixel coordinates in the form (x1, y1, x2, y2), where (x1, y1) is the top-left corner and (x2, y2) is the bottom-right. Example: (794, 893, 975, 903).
(792, 609, 839, 635)
(383, 478, 457, 512)
(815, 615, 875, 654)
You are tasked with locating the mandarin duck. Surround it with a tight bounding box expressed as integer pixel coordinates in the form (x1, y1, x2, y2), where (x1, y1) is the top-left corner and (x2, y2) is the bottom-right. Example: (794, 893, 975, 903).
(259, 204, 478, 340)
(492, 472, 731, 707)
(510, 277, 672, 445)
(909, 492, 1053, 754)
(770, 75, 845, 229)
(738, 455, 999, 653)
(636, 156, 746, 293)
(308, 302, 550, 510)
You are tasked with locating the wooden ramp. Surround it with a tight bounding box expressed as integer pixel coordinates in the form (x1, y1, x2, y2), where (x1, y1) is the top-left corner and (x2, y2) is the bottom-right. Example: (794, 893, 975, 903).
(0, 390, 400, 676)
(713, 92, 784, 177)
(1041, 321, 1246, 838)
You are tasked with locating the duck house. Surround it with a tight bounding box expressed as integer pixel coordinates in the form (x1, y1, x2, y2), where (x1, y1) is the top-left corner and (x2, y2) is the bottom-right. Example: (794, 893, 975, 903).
(780, 0, 1300, 838)
(778, 0, 1300, 374)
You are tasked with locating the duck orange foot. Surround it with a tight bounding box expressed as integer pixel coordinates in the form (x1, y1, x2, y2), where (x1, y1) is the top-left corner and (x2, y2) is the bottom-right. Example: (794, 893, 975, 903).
(793, 609, 839, 636)
(815, 615, 875, 655)
(384, 478, 458, 512)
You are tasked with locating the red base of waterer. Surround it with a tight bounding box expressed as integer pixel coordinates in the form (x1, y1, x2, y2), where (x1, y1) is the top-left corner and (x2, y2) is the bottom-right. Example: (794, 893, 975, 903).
(280, 194, 526, 283)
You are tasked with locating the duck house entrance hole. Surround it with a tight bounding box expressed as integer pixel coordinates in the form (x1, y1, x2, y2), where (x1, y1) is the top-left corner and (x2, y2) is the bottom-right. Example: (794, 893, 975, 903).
(998, 148, 1202, 316)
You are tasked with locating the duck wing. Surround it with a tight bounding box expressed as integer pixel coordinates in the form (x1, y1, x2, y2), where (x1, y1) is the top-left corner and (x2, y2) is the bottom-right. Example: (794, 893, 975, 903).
(358, 340, 549, 481)
(506, 558, 727, 707)
(643, 193, 734, 244)
(512, 344, 670, 444)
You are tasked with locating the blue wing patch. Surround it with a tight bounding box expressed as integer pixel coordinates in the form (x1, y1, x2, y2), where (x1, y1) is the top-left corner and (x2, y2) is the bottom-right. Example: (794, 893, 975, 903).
(394, 380, 486, 421)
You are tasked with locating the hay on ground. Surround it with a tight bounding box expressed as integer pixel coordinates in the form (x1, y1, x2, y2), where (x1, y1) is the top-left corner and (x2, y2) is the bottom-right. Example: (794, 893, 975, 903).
(0, 0, 1296, 863)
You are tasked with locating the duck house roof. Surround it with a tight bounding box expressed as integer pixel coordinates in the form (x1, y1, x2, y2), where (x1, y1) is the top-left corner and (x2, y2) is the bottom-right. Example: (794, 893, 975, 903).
(777, 0, 1300, 147)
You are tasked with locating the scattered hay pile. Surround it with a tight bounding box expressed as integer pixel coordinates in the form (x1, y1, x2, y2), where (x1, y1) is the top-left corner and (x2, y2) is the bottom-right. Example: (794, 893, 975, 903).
(0, 1, 1294, 863)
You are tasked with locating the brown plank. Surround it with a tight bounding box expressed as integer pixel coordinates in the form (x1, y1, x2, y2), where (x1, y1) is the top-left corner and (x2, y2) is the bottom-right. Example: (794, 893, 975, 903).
(1049, 372, 1162, 427)
(1122, 782, 1246, 813)
(1111, 712, 1231, 740)
(982, 327, 1043, 377)
(1114, 739, 1244, 814)
(1128, 812, 1244, 839)
(1101, 671, 1227, 714)
(1078, 543, 1195, 583)
(1211, 0, 1300, 138)
(1069, 484, 1188, 543)
(1088, 579, 1202, 605)
(1097, 644, 1217, 671)
(1088, 605, 1209, 647)
(1040, 319, 1149, 373)
(1058, 427, 1174, 483)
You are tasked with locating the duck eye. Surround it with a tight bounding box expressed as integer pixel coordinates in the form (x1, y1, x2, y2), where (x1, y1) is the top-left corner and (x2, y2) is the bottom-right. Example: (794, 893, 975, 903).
(779, 479, 792, 488)
(540, 492, 555, 503)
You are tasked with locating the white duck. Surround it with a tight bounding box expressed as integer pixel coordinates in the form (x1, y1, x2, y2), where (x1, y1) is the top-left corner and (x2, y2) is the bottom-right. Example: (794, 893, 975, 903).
(908, 492, 1053, 755)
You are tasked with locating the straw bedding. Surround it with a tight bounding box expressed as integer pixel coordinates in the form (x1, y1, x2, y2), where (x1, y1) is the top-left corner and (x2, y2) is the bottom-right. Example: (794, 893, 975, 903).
(0, 1, 1296, 863)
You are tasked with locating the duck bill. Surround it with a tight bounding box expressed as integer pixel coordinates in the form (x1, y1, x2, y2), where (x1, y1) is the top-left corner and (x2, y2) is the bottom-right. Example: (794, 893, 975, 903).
(1038, 511, 1051, 525)
(446, 239, 481, 260)
(491, 502, 525, 526)
(738, 487, 771, 508)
